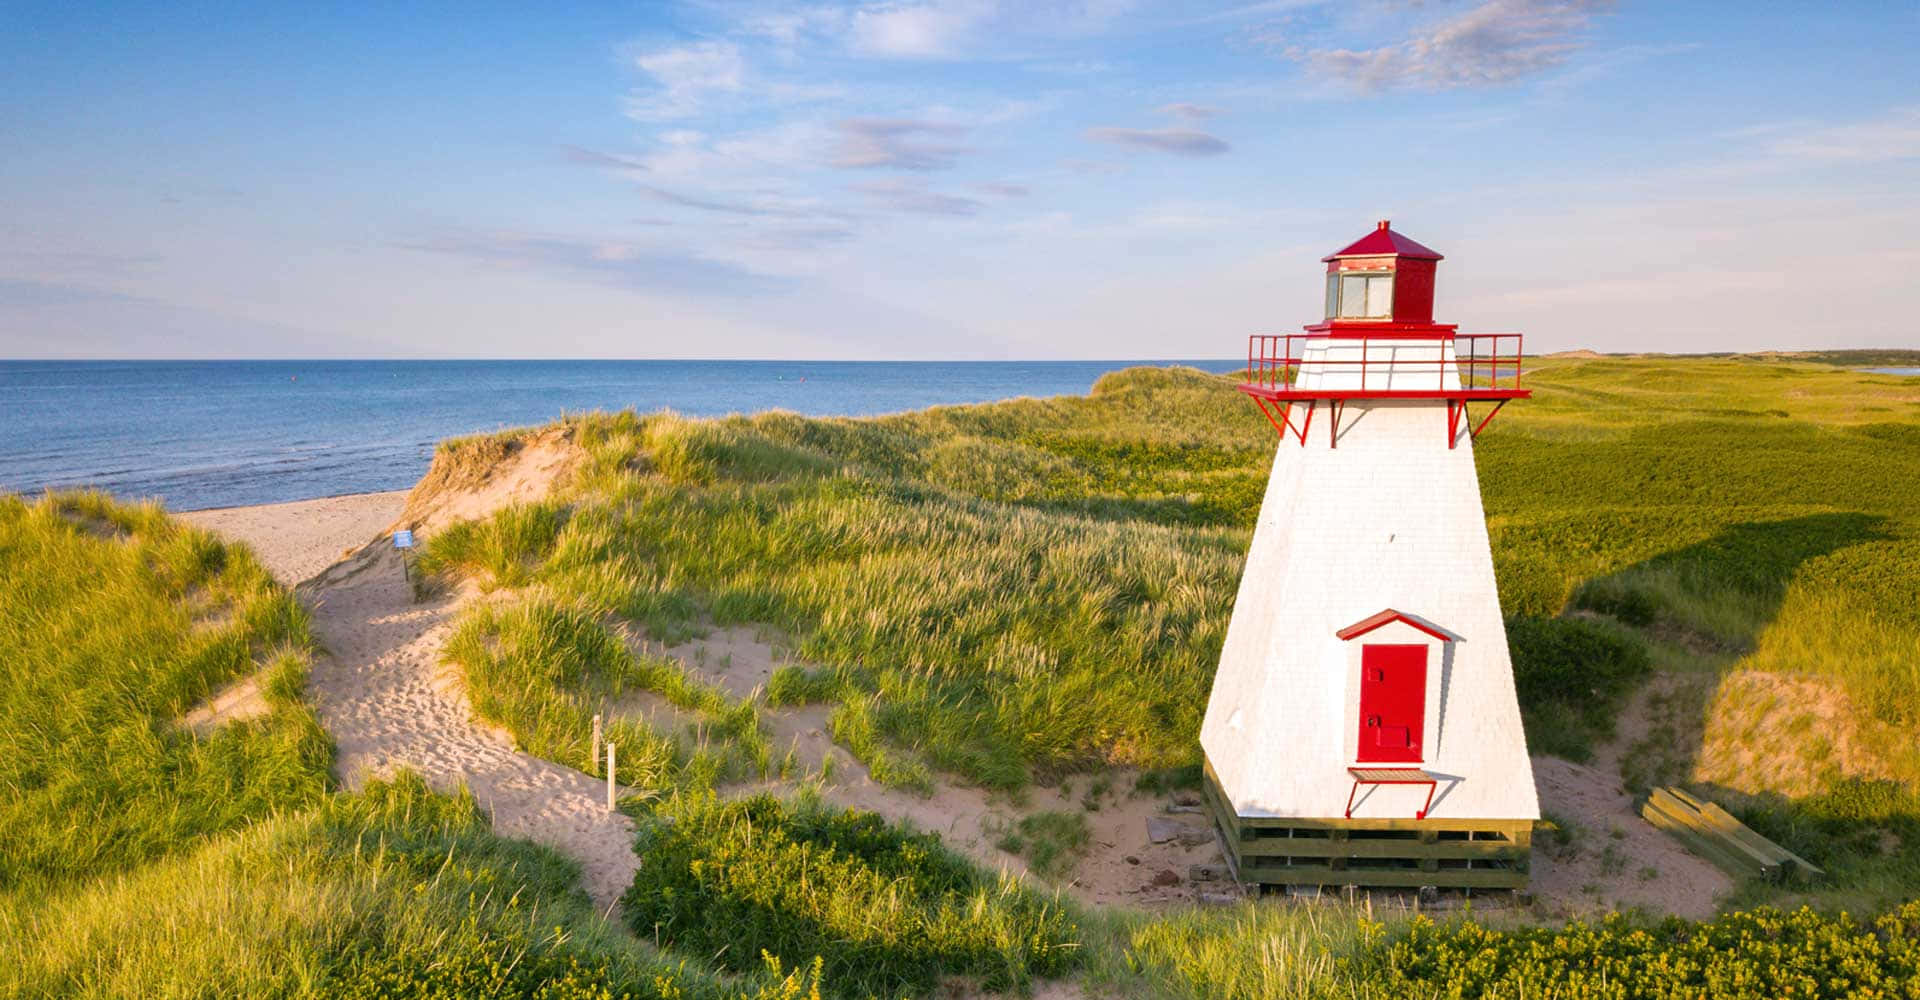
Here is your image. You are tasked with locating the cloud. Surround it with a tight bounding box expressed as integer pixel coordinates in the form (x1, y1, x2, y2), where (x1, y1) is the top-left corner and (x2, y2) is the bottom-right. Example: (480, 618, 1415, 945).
(1284, 0, 1609, 92)
(830, 118, 971, 170)
(562, 145, 650, 171)
(1766, 107, 1920, 164)
(397, 231, 784, 295)
(1086, 126, 1230, 156)
(636, 184, 819, 219)
(624, 40, 746, 119)
(0, 277, 149, 309)
(849, 1, 999, 58)
(851, 178, 984, 215)
(1158, 102, 1221, 121)
(747, 225, 860, 251)
(977, 181, 1030, 197)
(842, 0, 1135, 59)
(0, 250, 163, 278)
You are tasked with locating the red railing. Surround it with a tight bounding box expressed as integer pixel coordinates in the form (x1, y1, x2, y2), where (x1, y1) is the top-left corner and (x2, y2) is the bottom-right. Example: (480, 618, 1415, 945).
(1243, 333, 1525, 396)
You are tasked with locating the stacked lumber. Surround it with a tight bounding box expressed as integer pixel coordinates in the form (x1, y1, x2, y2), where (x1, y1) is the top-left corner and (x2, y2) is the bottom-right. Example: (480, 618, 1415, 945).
(1640, 786, 1824, 884)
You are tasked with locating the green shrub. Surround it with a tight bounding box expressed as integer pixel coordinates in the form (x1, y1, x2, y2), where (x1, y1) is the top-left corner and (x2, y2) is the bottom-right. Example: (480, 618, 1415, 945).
(622, 794, 1080, 999)
(1507, 615, 1652, 760)
(1347, 902, 1920, 999)
(991, 810, 1091, 880)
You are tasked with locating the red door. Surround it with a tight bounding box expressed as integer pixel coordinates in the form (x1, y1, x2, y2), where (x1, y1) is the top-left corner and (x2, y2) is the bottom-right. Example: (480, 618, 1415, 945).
(1358, 644, 1427, 763)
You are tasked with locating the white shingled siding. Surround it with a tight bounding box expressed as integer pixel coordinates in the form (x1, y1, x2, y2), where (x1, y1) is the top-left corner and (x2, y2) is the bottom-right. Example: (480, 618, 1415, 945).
(1199, 338, 1539, 822)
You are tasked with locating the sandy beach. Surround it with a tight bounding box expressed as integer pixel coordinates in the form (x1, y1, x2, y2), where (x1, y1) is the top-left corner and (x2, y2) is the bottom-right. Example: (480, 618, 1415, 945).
(181, 490, 409, 587)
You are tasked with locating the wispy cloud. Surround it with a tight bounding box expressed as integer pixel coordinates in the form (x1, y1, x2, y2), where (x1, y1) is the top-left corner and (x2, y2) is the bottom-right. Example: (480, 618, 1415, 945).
(977, 181, 1030, 197)
(634, 184, 830, 219)
(850, 1, 998, 58)
(830, 118, 971, 170)
(624, 40, 745, 119)
(1279, 0, 1611, 92)
(1158, 102, 1221, 121)
(1086, 126, 1230, 156)
(397, 230, 785, 295)
(562, 145, 650, 171)
(851, 178, 984, 215)
(1766, 107, 1920, 163)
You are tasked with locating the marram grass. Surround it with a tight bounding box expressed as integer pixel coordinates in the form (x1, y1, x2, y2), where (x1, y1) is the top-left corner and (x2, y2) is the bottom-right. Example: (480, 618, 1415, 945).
(420, 360, 1920, 801)
(0, 491, 331, 893)
(0, 774, 825, 1000)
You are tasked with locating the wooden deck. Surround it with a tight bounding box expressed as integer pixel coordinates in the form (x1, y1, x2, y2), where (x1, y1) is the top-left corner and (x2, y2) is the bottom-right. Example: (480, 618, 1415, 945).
(1204, 759, 1533, 891)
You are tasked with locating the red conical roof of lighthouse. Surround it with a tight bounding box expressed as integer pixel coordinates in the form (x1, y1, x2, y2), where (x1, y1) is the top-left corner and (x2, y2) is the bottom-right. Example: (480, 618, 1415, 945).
(1322, 219, 1442, 262)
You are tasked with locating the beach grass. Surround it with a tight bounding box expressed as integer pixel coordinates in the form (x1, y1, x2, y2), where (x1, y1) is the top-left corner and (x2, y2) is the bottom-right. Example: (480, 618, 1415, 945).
(0, 773, 823, 1000)
(419, 359, 1920, 803)
(0, 491, 819, 999)
(0, 490, 331, 892)
(622, 792, 1079, 1000)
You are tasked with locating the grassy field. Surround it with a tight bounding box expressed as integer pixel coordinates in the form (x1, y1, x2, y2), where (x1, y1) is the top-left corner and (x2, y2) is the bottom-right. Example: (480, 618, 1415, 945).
(419, 358, 1920, 788)
(11, 355, 1920, 997)
(0, 491, 329, 892)
(0, 492, 819, 999)
(623, 793, 1078, 999)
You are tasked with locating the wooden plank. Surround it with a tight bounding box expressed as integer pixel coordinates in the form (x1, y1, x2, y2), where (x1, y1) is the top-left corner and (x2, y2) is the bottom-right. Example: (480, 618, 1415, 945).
(1201, 760, 1242, 841)
(1642, 798, 1763, 879)
(1234, 837, 1527, 861)
(1235, 863, 1527, 890)
(1226, 813, 1533, 835)
(1692, 798, 1825, 880)
(1649, 788, 1783, 880)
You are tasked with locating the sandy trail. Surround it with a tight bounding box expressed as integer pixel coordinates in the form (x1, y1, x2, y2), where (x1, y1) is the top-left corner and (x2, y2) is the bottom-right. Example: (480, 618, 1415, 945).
(180, 491, 409, 586)
(299, 547, 641, 911)
(186, 489, 641, 913)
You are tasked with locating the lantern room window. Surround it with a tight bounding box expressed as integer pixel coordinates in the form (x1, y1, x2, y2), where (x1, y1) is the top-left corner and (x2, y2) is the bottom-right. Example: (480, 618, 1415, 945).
(1326, 271, 1394, 319)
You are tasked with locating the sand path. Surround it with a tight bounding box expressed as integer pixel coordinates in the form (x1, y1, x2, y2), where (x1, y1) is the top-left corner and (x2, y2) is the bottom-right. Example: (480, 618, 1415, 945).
(300, 549, 641, 912)
(187, 491, 641, 913)
(181, 491, 410, 585)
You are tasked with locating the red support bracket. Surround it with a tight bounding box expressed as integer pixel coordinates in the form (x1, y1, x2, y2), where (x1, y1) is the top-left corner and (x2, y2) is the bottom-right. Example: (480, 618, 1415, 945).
(1345, 767, 1440, 820)
(1471, 399, 1508, 439)
(1327, 400, 1346, 449)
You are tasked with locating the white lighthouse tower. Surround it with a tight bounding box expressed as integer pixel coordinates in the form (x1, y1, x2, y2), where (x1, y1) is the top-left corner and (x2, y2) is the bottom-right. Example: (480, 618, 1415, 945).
(1199, 221, 1540, 892)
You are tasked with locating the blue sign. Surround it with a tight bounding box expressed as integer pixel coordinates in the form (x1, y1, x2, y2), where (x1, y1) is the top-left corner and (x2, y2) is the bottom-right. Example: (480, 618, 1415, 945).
(393, 530, 415, 549)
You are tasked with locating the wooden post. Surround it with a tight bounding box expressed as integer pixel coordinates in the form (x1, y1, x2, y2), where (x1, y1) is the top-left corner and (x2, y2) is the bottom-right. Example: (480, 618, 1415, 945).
(605, 741, 616, 813)
(591, 714, 603, 777)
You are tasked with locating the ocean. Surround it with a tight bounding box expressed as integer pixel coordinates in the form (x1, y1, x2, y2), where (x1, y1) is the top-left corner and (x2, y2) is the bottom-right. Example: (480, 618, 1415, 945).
(0, 360, 1236, 511)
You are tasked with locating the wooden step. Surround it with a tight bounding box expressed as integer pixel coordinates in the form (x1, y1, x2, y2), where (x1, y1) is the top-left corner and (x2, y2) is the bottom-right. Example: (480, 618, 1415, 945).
(1641, 786, 1821, 884)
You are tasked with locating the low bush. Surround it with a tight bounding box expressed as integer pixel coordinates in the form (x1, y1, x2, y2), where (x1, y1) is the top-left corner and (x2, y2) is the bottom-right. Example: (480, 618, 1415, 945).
(1347, 902, 1920, 999)
(622, 794, 1080, 999)
(1507, 615, 1652, 760)
(990, 810, 1091, 880)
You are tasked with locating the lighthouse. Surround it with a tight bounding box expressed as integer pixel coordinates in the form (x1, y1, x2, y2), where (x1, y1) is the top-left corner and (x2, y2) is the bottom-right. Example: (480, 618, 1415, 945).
(1199, 221, 1540, 892)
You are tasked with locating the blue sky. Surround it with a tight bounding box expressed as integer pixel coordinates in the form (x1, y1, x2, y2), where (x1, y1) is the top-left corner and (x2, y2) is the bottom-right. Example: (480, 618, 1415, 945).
(2, 1, 1916, 359)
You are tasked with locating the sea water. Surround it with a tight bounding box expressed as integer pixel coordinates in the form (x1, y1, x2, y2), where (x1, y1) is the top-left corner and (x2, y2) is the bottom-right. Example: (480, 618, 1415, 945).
(0, 360, 1234, 510)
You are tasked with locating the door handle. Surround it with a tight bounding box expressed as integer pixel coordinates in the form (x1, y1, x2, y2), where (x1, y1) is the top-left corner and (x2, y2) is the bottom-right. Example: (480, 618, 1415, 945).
(1366, 715, 1380, 727)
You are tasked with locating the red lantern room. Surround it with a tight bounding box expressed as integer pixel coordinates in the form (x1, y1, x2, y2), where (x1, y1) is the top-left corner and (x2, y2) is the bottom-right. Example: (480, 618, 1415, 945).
(1317, 220, 1446, 332)
(1241, 220, 1529, 448)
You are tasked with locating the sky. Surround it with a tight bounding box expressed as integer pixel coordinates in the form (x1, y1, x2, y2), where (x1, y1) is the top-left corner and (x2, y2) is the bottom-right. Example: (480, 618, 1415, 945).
(2, 1, 1916, 359)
